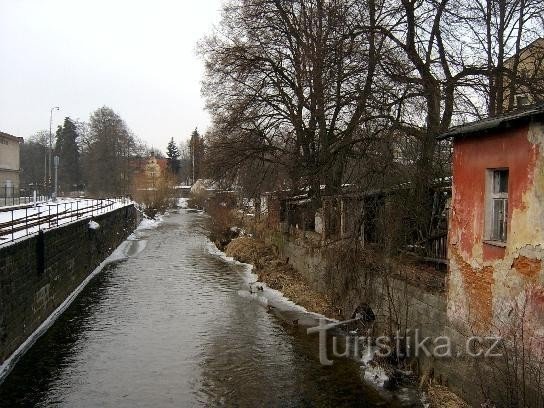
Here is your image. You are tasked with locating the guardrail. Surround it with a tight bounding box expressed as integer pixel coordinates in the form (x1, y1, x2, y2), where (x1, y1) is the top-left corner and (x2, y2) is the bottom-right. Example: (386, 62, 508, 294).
(0, 186, 50, 207)
(0, 197, 131, 245)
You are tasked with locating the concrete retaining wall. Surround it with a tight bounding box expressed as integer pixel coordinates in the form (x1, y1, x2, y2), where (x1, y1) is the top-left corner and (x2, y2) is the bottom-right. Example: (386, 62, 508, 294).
(269, 231, 484, 404)
(0, 205, 138, 364)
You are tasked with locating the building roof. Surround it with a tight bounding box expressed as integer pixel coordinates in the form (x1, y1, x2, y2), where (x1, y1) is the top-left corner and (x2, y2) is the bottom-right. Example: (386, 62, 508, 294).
(0, 131, 24, 143)
(438, 103, 544, 140)
(504, 37, 544, 64)
(128, 156, 169, 173)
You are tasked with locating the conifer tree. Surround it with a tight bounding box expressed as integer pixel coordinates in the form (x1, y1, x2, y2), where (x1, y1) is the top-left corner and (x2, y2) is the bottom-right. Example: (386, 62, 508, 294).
(55, 117, 81, 192)
(166, 137, 181, 176)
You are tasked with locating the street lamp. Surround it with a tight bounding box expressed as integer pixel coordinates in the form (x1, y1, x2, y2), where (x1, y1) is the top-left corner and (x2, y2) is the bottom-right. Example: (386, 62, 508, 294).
(192, 134, 195, 185)
(53, 155, 59, 202)
(48, 106, 59, 197)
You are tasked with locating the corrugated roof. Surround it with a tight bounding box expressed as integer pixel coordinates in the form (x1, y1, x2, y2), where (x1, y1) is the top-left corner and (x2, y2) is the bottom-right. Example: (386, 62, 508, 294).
(438, 103, 544, 140)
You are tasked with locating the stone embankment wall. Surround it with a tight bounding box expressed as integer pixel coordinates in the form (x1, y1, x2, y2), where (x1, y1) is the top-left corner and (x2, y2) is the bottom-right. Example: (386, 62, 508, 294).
(263, 230, 483, 405)
(0, 205, 138, 364)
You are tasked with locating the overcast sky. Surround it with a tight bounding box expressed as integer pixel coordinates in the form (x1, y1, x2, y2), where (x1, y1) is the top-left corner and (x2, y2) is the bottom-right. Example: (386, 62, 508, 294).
(0, 0, 222, 152)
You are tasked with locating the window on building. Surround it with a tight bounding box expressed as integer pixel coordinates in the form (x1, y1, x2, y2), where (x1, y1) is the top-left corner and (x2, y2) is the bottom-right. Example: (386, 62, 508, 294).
(487, 169, 508, 242)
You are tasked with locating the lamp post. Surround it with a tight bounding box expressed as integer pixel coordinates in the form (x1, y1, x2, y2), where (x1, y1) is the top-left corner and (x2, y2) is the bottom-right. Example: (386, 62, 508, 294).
(48, 106, 59, 197)
(53, 155, 59, 202)
(192, 134, 195, 185)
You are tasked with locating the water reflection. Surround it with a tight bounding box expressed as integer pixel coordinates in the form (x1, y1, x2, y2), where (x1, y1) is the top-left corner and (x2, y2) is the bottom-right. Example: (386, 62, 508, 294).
(0, 211, 415, 407)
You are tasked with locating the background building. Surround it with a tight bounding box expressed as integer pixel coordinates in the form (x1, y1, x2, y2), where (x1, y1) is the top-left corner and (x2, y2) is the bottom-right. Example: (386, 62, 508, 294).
(504, 38, 544, 110)
(0, 131, 24, 197)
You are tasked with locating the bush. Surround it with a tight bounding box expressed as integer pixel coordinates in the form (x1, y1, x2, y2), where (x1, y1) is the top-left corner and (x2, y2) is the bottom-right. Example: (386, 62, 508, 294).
(132, 173, 176, 218)
(206, 201, 238, 249)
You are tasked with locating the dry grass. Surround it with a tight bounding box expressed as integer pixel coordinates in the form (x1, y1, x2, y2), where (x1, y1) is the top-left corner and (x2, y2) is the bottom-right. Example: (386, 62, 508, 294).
(391, 255, 447, 293)
(225, 236, 342, 319)
(427, 384, 470, 408)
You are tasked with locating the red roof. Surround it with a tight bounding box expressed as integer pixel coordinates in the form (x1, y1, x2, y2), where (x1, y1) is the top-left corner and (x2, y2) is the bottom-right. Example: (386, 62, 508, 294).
(128, 156, 170, 173)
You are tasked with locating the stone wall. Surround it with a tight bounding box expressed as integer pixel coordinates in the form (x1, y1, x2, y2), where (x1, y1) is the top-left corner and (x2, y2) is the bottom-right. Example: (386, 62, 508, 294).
(0, 205, 138, 364)
(266, 231, 485, 405)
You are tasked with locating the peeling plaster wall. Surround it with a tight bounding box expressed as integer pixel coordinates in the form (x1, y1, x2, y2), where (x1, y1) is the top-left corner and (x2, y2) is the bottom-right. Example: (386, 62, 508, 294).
(448, 121, 544, 347)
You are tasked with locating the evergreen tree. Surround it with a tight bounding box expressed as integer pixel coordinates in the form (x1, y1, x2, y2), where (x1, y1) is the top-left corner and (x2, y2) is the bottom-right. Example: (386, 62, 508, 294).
(166, 137, 181, 176)
(189, 128, 204, 183)
(55, 117, 81, 192)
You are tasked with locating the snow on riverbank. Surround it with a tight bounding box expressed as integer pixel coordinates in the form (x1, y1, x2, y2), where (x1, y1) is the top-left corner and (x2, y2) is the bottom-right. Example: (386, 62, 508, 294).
(177, 197, 189, 209)
(136, 214, 164, 230)
(0, 213, 155, 383)
(206, 240, 331, 322)
(205, 236, 421, 404)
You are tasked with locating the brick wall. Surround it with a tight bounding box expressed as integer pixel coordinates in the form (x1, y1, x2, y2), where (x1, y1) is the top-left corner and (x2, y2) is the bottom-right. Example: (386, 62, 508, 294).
(0, 205, 138, 364)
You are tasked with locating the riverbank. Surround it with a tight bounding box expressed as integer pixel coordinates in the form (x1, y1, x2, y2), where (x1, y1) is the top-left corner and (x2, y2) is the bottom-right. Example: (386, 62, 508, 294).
(225, 236, 342, 319)
(218, 233, 468, 408)
(0, 208, 410, 407)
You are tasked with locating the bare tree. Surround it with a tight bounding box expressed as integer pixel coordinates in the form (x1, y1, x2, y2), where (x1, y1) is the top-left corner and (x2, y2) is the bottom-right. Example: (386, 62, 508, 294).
(200, 0, 383, 200)
(200, 0, 543, 245)
(82, 106, 136, 196)
(459, 0, 544, 115)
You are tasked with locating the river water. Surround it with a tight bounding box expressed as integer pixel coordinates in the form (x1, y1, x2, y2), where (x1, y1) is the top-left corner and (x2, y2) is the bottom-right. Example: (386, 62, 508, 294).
(0, 209, 419, 407)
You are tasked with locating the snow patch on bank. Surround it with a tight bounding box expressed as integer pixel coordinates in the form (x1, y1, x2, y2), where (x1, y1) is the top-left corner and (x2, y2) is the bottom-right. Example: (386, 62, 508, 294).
(362, 365, 390, 388)
(0, 214, 155, 383)
(205, 240, 328, 320)
(137, 214, 164, 231)
(88, 220, 100, 230)
(177, 197, 189, 209)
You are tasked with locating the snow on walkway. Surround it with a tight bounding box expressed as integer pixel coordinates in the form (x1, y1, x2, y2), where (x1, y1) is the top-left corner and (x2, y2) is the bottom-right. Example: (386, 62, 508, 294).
(0, 198, 131, 246)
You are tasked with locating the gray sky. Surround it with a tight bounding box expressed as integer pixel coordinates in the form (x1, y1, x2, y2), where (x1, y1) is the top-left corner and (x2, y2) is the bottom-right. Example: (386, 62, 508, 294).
(0, 0, 222, 152)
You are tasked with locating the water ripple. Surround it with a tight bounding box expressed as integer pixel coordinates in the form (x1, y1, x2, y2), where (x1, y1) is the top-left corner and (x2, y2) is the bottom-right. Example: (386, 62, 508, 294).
(0, 210, 405, 407)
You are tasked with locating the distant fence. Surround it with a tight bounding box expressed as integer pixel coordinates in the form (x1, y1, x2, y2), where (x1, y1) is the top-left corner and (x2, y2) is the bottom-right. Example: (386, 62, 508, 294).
(0, 197, 131, 245)
(276, 183, 451, 266)
(0, 185, 49, 207)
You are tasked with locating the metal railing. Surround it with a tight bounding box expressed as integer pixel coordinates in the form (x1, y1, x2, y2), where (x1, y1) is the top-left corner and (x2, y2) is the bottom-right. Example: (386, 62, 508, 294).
(0, 197, 131, 245)
(0, 185, 49, 207)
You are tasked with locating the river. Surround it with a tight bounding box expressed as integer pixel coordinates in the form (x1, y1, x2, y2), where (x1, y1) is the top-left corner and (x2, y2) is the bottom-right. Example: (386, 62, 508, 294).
(0, 209, 420, 407)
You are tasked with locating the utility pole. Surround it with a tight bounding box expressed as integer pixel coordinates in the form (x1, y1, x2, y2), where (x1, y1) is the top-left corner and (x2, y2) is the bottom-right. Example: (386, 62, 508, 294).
(53, 155, 59, 202)
(192, 135, 195, 185)
(48, 106, 59, 198)
(44, 147, 47, 190)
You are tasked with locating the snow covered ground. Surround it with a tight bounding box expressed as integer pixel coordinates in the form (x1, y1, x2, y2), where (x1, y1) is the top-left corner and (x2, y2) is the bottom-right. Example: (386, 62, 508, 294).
(0, 198, 131, 245)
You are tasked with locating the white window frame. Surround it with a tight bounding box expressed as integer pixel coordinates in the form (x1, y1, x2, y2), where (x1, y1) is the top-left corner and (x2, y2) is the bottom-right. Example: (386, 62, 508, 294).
(485, 168, 509, 244)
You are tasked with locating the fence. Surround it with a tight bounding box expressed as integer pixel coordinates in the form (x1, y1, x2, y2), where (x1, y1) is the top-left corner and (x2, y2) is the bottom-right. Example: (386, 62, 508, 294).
(277, 185, 451, 265)
(0, 197, 131, 245)
(0, 185, 49, 207)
